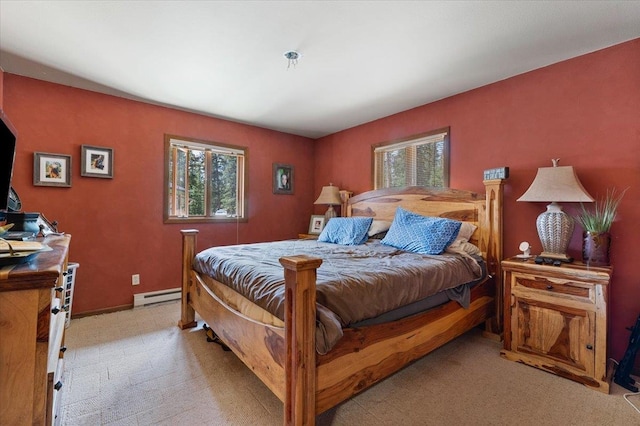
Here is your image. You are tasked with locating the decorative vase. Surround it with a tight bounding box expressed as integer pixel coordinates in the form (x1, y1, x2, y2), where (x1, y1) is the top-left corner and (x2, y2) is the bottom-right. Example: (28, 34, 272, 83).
(582, 231, 611, 266)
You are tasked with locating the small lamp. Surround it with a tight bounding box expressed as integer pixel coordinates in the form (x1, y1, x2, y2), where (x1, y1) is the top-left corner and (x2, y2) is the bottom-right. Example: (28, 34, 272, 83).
(517, 159, 594, 261)
(314, 184, 341, 222)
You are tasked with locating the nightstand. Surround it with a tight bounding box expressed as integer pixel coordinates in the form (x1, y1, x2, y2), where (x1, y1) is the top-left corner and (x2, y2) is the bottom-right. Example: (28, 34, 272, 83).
(501, 257, 612, 393)
(298, 234, 319, 240)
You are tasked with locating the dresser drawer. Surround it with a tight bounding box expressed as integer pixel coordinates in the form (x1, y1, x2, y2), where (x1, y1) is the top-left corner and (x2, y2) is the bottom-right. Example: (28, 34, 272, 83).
(48, 298, 66, 373)
(51, 358, 65, 426)
(48, 297, 67, 425)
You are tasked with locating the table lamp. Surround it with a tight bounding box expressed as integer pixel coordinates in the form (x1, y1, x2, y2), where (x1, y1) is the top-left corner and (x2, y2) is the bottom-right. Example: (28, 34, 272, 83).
(517, 159, 594, 261)
(314, 184, 341, 222)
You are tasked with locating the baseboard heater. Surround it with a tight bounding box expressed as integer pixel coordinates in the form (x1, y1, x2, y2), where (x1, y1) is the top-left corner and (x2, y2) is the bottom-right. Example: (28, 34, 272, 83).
(133, 288, 181, 308)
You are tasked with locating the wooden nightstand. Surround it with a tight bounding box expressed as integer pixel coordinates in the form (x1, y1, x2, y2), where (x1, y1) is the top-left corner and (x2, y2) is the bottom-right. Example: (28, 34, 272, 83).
(298, 234, 319, 240)
(501, 257, 612, 393)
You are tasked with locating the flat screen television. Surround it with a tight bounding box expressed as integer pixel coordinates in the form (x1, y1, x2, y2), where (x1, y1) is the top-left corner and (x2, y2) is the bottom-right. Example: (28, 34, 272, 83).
(0, 109, 18, 213)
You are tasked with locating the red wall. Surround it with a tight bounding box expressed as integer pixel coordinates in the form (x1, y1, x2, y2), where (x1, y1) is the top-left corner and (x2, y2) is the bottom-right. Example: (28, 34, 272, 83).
(315, 39, 640, 364)
(3, 39, 639, 367)
(3, 75, 315, 314)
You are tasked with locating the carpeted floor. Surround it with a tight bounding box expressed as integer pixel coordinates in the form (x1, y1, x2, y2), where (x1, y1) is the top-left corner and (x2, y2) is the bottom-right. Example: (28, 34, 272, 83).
(59, 301, 639, 425)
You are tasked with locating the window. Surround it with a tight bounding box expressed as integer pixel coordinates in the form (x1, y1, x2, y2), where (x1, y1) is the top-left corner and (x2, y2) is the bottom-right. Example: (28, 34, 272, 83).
(164, 135, 247, 223)
(373, 127, 449, 189)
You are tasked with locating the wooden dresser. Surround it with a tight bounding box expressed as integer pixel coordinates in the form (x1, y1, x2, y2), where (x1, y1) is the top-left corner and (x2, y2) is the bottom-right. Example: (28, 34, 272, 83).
(0, 234, 71, 425)
(501, 257, 612, 393)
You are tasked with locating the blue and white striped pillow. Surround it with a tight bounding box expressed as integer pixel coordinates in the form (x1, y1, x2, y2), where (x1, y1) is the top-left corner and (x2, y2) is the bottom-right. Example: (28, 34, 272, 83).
(381, 207, 461, 255)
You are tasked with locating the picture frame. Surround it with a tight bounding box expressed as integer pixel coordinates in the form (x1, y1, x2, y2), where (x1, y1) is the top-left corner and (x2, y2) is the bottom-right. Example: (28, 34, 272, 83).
(33, 152, 72, 187)
(308, 215, 325, 235)
(273, 163, 294, 194)
(81, 145, 113, 178)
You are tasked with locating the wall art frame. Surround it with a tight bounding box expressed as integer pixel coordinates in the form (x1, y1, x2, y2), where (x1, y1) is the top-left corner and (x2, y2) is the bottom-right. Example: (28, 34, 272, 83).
(81, 145, 114, 178)
(33, 152, 72, 187)
(273, 163, 294, 195)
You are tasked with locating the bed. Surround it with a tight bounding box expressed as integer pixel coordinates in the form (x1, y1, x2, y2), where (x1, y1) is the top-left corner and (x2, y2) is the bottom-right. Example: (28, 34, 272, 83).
(179, 180, 505, 425)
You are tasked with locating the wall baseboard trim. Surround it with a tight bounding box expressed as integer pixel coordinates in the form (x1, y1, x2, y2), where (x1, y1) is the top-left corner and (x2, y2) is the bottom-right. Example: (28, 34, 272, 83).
(71, 304, 133, 319)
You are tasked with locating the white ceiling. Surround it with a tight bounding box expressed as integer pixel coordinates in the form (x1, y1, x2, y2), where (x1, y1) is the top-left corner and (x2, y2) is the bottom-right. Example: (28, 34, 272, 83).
(1, 1, 639, 139)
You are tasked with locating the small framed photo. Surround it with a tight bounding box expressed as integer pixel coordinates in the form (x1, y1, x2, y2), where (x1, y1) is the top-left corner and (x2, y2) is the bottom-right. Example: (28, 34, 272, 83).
(273, 163, 294, 195)
(308, 215, 325, 235)
(81, 145, 113, 178)
(33, 152, 72, 187)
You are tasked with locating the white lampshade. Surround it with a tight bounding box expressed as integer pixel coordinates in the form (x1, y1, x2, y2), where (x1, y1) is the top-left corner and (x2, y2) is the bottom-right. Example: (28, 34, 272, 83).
(314, 184, 341, 221)
(517, 160, 594, 261)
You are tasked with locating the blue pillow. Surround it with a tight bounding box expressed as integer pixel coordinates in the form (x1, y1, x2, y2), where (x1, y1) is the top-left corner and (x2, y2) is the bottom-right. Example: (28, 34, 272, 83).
(318, 217, 373, 245)
(381, 207, 461, 255)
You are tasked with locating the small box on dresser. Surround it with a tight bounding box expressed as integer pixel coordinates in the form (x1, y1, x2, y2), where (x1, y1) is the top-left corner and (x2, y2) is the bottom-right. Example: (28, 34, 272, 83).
(0, 234, 71, 425)
(501, 257, 612, 393)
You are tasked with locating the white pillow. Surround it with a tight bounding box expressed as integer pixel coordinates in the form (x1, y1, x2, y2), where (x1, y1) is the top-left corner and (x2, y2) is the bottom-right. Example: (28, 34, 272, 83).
(367, 219, 392, 237)
(446, 239, 481, 256)
(446, 222, 478, 252)
(457, 222, 477, 241)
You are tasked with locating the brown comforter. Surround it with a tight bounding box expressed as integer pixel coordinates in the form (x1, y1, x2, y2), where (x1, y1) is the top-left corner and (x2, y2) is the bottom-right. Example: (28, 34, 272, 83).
(193, 239, 483, 354)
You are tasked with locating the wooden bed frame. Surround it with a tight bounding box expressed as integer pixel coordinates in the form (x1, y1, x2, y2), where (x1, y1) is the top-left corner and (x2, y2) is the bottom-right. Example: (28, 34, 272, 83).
(179, 179, 505, 425)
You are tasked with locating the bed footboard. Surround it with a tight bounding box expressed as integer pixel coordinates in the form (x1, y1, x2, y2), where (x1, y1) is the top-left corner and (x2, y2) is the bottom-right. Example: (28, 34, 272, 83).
(178, 230, 324, 424)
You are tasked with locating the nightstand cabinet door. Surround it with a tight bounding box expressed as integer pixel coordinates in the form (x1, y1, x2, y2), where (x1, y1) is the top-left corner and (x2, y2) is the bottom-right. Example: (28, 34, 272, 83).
(501, 259, 611, 393)
(512, 293, 595, 375)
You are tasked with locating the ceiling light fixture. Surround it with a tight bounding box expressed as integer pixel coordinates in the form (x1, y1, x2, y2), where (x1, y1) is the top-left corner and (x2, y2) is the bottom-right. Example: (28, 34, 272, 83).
(283, 50, 301, 69)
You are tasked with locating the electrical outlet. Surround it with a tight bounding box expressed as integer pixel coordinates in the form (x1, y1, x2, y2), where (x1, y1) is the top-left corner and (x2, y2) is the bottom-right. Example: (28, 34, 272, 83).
(132, 274, 140, 285)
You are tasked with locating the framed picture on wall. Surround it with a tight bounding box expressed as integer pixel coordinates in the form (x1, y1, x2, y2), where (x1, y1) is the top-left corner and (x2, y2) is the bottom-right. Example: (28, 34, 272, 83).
(308, 215, 325, 235)
(81, 145, 114, 178)
(33, 152, 72, 187)
(273, 163, 294, 195)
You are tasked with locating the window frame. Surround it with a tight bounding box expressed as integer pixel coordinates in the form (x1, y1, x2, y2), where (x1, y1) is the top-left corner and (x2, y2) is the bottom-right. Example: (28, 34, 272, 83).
(163, 134, 248, 224)
(371, 127, 450, 190)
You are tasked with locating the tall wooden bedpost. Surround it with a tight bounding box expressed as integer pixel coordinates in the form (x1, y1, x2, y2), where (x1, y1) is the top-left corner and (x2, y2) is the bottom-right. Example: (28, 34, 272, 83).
(280, 255, 323, 426)
(179, 229, 198, 329)
(482, 179, 505, 337)
(339, 190, 353, 217)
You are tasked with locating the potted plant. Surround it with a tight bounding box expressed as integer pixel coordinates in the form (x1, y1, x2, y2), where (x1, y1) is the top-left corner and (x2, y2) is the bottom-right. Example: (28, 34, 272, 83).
(574, 187, 627, 266)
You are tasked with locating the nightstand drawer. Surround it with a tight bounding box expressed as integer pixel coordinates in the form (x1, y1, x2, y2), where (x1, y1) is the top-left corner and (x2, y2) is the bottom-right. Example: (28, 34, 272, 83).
(513, 274, 593, 304)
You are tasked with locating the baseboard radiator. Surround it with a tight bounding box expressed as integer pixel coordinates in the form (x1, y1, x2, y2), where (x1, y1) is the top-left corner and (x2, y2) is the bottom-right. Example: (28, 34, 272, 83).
(133, 288, 181, 308)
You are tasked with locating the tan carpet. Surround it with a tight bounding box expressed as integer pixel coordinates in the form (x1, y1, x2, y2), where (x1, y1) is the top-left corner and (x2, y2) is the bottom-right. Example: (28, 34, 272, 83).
(59, 301, 639, 425)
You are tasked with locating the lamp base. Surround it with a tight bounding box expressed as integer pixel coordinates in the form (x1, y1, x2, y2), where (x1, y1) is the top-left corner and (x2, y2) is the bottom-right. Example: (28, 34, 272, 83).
(536, 202, 575, 262)
(324, 205, 337, 222)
